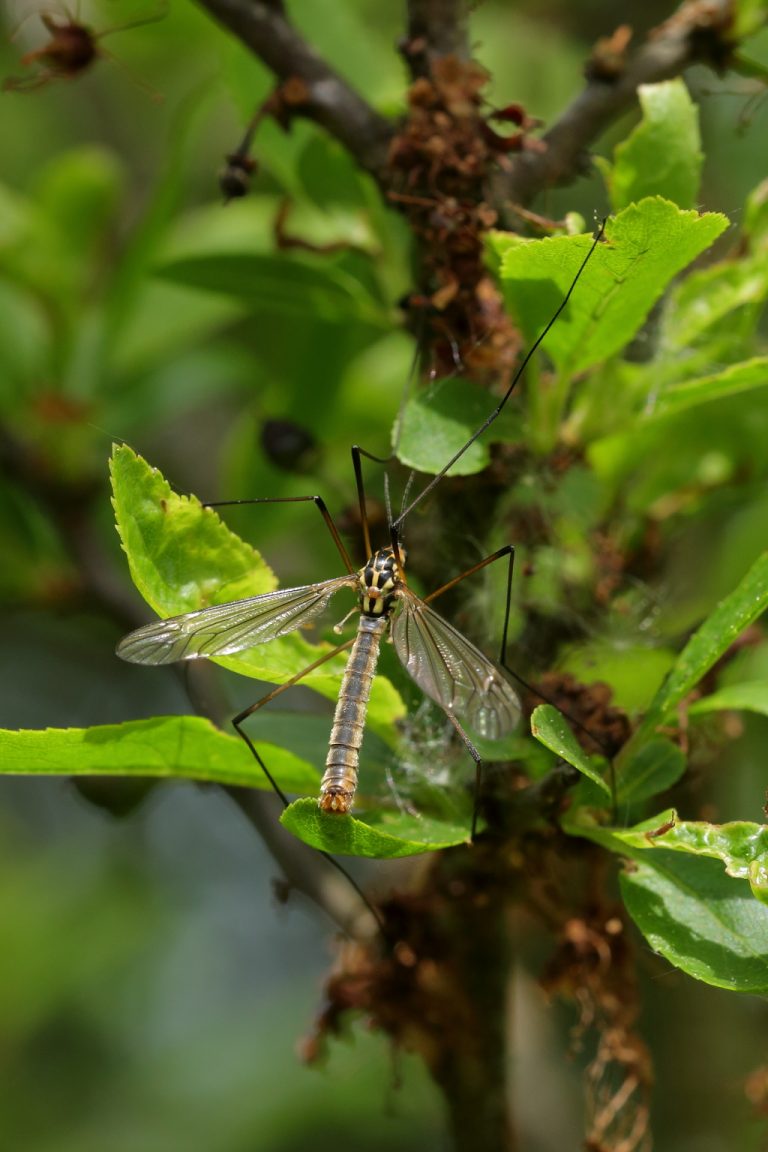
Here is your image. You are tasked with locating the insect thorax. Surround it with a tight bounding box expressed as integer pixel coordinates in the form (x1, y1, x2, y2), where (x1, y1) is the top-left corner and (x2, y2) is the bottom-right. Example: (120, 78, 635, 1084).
(358, 546, 404, 617)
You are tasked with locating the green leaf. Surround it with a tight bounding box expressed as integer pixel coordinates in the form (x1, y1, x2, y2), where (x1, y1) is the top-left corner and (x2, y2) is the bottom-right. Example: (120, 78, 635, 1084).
(640, 815, 768, 905)
(620, 855, 768, 993)
(614, 738, 686, 805)
(111, 444, 406, 726)
(489, 198, 729, 378)
(662, 263, 768, 355)
(732, 0, 768, 38)
(530, 704, 611, 796)
(653, 358, 768, 417)
(396, 376, 521, 476)
(34, 147, 125, 256)
(111, 443, 278, 612)
(564, 809, 768, 989)
(155, 252, 386, 324)
(625, 552, 768, 755)
(688, 680, 768, 718)
(608, 81, 702, 211)
(559, 643, 676, 713)
(0, 719, 318, 792)
(280, 797, 469, 858)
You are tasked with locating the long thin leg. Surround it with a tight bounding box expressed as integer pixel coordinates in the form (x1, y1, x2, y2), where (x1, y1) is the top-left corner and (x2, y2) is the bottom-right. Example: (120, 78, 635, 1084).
(231, 636, 389, 937)
(204, 494, 356, 575)
(418, 546, 515, 839)
(422, 543, 516, 665)
(350, 444, 398, 559)
(443, 708, 486, 840)
(422, 543, 617, 818)
(392, 220, 607, 532)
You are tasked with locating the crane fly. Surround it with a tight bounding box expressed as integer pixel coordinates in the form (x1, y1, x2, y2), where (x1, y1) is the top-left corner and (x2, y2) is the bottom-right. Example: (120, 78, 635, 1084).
(116, 222, 605, 837)
(117, 530, 519, 823)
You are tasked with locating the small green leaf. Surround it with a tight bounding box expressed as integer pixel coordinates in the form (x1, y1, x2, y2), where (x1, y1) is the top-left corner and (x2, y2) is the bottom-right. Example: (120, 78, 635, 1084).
(530, 704, 611, 796)
(280, 797, 469, 858)
(608, 81, 702, 210)
(0, 719, 318, 792)
(396, 377, 520, 476)
(625, 552, 768, 755)
(489, 198, 728, 378)
(614, 738, 686, 805)
(620, 854, 768, 993)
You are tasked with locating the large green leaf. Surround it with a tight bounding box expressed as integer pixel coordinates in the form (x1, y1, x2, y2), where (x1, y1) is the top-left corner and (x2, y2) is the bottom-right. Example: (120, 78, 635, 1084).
(489, 198, 728, 378)
(111, 444, 405, 728)
(0, 718, 318, 792)
(640, 815, 768, 905)
(565, 810, 768, 991)
(620, 855, 768, 993)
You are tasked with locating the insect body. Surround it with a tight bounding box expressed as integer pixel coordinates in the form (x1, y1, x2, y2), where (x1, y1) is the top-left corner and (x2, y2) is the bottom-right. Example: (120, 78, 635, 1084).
(117, 225, 605, 833)
(117, 540, 520, 819)
(3, 7, 165, 95)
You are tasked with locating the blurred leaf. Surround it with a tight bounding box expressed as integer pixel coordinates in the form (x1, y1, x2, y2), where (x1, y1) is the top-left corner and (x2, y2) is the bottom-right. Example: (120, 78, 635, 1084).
(732, 0, 768, 38)
(689, 680, 768, 717)
(625, 552, 768, 755)
(280, 797, 469, 858)
(489, 198, 728, 377)
(0, 718, 318, 792)
(155, 252, 387, 324)
(396, 376, 521, 476)
(530, 704, 611, 796)
(559, 643, 677, 714)
(33, 147, 125, 257)
(110, 281, 248, 376)
(608, 81, 702, 210)
(654, 358, 768, 416)
(614, 738, 686, 805)
(661, 261, 768, 355)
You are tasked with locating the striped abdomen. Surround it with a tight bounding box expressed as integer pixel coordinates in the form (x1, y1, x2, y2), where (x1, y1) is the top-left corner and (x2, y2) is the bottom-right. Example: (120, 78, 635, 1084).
(319, 614, 388, 814)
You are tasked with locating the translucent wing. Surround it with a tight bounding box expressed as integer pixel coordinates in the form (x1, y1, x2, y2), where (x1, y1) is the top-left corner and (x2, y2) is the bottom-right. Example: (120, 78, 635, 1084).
(117, 575, 356, 665)
(390, 588, 520, 739)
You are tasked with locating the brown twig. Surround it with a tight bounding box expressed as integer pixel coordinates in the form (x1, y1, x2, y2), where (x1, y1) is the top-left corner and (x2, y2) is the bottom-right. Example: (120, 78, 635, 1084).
(498, 0, 739, 206)
(194, 0, 394, 179)
(403, 0, 471, 77)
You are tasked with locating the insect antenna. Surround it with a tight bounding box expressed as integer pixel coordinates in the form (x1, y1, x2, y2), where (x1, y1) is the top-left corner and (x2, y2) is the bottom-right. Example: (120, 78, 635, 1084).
(392, 218, 606, 535)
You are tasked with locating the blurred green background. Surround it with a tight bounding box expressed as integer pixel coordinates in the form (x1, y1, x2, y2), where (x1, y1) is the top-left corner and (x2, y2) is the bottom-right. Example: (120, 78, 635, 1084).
(1, 1, 767, 1148)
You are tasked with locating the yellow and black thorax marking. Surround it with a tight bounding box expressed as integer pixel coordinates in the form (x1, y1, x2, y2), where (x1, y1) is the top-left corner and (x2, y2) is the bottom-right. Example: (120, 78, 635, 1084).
(358, 546, 405, 617)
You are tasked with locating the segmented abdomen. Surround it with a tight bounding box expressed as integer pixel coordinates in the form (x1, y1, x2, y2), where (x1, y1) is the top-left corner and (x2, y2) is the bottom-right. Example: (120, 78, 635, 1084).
(319, 615, 387, 814)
